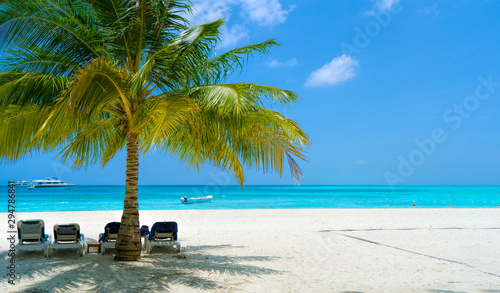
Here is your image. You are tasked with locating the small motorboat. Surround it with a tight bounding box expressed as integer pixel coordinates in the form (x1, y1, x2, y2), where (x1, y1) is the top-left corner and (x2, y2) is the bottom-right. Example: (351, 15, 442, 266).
(180, 195, 213, 204)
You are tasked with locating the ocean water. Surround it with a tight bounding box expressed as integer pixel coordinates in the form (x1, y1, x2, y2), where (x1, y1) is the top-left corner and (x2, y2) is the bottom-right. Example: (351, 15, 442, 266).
(3, 185, 500, 212)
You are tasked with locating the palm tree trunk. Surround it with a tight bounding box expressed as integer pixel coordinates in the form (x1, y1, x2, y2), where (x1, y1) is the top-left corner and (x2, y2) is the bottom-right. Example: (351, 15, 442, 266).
(115, 132, 141, 261)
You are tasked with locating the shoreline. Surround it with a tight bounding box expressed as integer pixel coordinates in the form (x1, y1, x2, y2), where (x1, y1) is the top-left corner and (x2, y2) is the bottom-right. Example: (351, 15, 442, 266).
(1, 208, 499, 292)
(5, 206, 500, 214)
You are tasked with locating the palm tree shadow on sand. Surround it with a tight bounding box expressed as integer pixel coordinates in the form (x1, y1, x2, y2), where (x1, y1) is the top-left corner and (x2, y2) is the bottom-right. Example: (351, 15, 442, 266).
(1, 244, 280, 292)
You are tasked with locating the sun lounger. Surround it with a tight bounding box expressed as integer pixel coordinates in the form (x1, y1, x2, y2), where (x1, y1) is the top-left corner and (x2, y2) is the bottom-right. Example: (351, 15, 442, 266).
(16, 219, 51, 258)
(49, 223, 85, 257)
(147, 221, 180, 253)
(99, 221, 120, 254)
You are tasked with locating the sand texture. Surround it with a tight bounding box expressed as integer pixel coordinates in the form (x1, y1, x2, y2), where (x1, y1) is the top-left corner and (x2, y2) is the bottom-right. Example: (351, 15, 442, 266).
(1, 208, 499, 292)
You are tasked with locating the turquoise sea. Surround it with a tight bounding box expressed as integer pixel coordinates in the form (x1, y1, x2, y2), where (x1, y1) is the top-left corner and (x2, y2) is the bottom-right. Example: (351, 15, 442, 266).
(4, 185, 500, 212)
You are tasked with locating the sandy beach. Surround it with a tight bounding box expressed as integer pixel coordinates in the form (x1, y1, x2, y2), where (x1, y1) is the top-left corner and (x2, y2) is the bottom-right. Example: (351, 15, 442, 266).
(1, 208, 499, 292)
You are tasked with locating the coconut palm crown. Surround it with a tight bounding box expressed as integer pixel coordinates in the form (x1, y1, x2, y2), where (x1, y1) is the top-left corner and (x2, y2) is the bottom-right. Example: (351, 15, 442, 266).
(0, 0, 310, 261)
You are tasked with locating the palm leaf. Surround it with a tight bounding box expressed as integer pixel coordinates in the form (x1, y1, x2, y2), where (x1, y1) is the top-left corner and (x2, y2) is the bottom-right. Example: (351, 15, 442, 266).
(0, 71, 69, 108)
(0, 105, 62, 162)
(0, 0, 100, 57)
(64, 58, 132, 123)
(200, 39, 279, 84)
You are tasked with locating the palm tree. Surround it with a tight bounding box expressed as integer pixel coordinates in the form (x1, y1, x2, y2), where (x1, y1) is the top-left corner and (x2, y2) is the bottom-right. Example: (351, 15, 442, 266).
(0, 0, 309, 261)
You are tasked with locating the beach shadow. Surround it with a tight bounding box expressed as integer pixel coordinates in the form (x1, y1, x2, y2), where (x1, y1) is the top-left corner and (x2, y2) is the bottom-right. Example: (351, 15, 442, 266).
(1, 244, 280, 292)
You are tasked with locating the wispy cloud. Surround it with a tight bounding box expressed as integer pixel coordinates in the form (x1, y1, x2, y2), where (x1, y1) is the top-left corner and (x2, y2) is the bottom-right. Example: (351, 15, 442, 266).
(305, 55, 359, 87)
(188, 0, 293, 48)
(190, 0, 294, 27)
(189, 0, 233, 26)
(353, 160, 368, 165)
(376, 0, 400, 11)
(219, 25, 248, 48)
(418, 4, 440, 18)
(268, 58, 297, 68)
(366, 0, 400, 15)
(240, 0, 296, 26)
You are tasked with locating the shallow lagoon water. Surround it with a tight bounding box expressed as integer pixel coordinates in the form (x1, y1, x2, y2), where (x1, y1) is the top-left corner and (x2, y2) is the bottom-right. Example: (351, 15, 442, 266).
(5, 185, 500, 212)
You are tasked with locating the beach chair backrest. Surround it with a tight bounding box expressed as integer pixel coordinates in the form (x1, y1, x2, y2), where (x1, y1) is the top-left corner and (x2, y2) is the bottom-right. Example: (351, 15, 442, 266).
(18, 220, 45, 244)
(151, 222, 178, 241)
(54, 224, 80, 243)
(103, 222, 120, 242)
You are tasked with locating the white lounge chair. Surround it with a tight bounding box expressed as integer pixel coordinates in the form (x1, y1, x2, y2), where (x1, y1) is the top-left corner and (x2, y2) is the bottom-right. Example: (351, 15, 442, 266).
(147, 221, 180, 253)
(16, 219, 51, 258)
(99, 222, 120, 254)
(49, 223, 85, 257)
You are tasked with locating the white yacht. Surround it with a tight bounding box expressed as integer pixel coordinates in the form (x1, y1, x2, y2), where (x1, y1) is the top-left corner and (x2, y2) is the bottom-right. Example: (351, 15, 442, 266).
(15, 180, 32, 187)
(28, 177, 74, 189)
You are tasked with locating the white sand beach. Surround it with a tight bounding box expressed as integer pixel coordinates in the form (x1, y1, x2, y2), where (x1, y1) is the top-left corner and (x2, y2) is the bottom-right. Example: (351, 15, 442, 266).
(1, 208, 499, 292)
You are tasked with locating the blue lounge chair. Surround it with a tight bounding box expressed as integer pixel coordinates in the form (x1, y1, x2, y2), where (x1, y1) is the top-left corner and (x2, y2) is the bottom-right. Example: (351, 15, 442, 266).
(49, 223, 85, 257)
(99, 222, 120, 254)
(16, 219, 51, 258)
(147, 221, 180, 253)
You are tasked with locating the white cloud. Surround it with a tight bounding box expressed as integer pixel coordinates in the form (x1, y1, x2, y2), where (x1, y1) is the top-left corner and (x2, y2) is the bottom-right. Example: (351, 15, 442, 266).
(305, 55, 359, 87)
(188, 0, 293, 48)
(366, 0, 400, 15)
(268, 58, 297, 68)
(353, 160, 368, 165)
(240, 0, 295, 26)
(189, 0, 234, 25)
(219, 25, 248, 48)
(418, 4, 440, 18)
(190, 0, 294, 27)
(375, 0, 400, 11)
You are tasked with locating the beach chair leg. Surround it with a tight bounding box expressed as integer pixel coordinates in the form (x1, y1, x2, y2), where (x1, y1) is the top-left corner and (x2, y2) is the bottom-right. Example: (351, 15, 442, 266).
(101, 246, 105, 255)
(176, 244, 180, 253)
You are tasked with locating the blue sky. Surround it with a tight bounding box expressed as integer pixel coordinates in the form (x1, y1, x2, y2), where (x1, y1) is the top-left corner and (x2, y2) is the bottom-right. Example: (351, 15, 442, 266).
(2, 0, 500, 186)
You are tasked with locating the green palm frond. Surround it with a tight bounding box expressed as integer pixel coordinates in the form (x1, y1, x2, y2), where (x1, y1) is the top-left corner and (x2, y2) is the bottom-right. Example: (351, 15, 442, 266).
(132, 19, 224, 93)
(144, 0, 191, 57)
(88, 0, 136, 67)
(0, 71, 69, 108)
(0, 0, 100, 57)
(134, 93, 196, 153)
(223, 110, 308, 185)
(89, 0, 190, 72)
(187, 83, 299, 116)
(243, 108, 309, 149)
(0, 105, 60, 162)
(200, 39, 279, 84)
(156, 103, 309, 185)
(64, 58, 131, 122)
(1, 45, 81, 77)
(57, 117, 126, 168)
